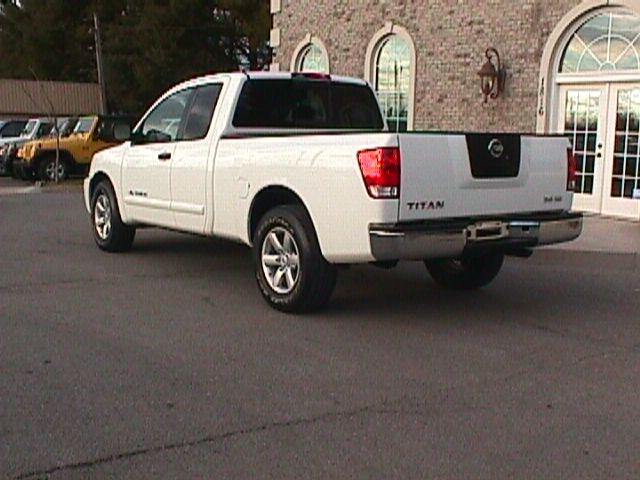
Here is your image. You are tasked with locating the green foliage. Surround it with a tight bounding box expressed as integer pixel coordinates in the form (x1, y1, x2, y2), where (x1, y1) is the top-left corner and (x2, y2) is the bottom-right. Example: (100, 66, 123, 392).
(0, 0, 271, 116)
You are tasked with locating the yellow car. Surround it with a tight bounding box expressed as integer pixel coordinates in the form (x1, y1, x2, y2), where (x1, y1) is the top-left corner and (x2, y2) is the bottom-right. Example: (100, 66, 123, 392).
(16, 115, 132, 181)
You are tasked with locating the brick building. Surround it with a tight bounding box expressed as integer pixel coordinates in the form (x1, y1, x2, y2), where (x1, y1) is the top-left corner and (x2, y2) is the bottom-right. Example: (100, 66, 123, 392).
(270, 0, 640, 219)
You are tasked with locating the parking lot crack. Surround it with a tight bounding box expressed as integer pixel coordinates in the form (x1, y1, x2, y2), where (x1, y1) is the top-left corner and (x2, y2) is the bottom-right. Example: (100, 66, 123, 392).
(13, 403, 384, 479)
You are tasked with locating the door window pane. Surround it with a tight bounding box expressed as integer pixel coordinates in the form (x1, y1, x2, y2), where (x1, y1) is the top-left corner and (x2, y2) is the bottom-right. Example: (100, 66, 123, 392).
(139, 89, 193, 143)
(583, 175, 595, 194)
(182, 84, 223, 141)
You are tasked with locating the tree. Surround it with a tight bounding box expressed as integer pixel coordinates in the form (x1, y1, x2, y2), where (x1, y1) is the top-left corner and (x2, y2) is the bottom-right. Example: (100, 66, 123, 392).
(102, 0, 243, 114)
(0, 1, 95, 82)
(218, 0, 272, 70)
(0, 0, 272, 117)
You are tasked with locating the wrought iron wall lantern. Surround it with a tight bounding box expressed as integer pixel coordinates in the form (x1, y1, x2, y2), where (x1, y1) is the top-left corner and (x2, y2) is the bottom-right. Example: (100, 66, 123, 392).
(477, 47, 506, 103)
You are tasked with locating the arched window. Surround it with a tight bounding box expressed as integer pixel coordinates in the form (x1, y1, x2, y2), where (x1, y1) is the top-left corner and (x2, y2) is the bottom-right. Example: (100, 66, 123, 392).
(560, 10, 640, 73)
(291, 36, 329, 74)
(365, 24, 416, 132)
(374, 35, 411, 132)
(298, 44, 328, 73)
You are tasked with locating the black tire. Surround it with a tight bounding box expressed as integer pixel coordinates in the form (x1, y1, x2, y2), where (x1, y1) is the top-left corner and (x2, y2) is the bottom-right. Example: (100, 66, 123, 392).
(0, 158, 8, 176)
(90, 180, 135, 252)
(37, 154, 68, 182)
(253, 205, 337, 313)
(425, 252, 504, 290)
(12, 163, 25, 180)
(4, 157, 14, 177)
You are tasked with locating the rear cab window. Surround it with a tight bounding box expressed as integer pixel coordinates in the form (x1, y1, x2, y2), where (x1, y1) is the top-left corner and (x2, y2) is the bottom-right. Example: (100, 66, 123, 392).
(232, 78, 384, 130)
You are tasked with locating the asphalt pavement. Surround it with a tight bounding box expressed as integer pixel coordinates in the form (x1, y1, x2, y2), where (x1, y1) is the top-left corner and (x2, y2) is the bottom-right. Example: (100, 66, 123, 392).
(1, 178, 639, 479)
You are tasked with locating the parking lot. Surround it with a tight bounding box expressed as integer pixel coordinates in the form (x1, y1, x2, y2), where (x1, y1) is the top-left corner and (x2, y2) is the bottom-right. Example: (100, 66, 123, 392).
(1, 177, 639, 479)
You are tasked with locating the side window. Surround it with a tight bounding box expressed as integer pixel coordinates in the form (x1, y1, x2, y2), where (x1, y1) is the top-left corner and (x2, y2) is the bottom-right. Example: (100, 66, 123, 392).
(1, 121, 26, 137)
(138, 89, 193, 143)
(182, 83, 223, 141)
(37, 122, 53, 137)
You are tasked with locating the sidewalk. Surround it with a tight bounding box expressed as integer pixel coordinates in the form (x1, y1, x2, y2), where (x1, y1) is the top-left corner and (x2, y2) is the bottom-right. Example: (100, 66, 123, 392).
(538, 214, 640, 271)
(0, 177, 84, 195)
(546, 214, 640, 255)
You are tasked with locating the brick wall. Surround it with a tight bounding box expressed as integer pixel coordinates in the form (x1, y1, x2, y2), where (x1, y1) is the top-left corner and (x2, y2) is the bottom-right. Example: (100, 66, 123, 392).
(272, 0, 583, 133)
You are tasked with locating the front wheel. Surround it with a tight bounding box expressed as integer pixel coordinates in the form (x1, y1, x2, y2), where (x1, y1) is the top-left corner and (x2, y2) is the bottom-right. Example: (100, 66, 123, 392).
(425, 252, 504, 290)
(253, 205, 337, 313)
(91, 180, 135, 252)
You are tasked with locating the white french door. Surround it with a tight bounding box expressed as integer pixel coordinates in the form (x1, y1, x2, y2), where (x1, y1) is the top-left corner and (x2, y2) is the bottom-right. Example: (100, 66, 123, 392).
(601, 84, 640, 218)
(558, 85, 608, 213)
(558, 83, 640, 219)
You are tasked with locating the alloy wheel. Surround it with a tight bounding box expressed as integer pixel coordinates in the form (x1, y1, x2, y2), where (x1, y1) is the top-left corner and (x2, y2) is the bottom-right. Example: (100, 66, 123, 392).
(261, 227, 300, 295)
(94, 193, 112, 240)
(45, 161, 65, 181)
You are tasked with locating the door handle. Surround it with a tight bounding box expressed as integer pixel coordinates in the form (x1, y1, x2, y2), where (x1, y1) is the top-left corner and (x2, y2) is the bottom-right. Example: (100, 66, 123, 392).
(158, 152, 171, 161)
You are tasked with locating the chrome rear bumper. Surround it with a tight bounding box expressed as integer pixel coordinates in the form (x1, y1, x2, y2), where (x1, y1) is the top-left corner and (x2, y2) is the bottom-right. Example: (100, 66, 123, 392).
(369, 212, 583, 261)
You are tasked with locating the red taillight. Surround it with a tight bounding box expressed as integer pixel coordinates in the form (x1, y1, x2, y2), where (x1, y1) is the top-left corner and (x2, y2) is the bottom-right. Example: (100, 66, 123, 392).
(357, 147, 401, 199)
(567, 148, 577, 191)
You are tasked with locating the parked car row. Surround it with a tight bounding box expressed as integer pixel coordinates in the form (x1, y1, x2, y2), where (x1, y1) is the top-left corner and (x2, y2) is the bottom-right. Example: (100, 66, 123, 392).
(0, 115, 133, 181)
(0, 118, 52, 175)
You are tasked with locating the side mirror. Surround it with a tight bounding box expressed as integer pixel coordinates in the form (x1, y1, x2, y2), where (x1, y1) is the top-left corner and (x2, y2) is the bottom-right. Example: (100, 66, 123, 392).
(130, 130, 145, 145)
(145, 129, 172, 143)
(113, 123, 131, 142)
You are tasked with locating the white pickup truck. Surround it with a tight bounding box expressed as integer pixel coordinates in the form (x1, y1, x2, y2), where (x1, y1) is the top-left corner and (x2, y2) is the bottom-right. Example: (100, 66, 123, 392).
(84, 72, 582, 312)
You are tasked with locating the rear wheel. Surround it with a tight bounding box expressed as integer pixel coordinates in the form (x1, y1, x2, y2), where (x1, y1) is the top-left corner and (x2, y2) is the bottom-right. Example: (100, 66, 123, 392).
(38, 154, 68, 182)
(425, 252, 504, 290)
(91, 180, 135, 252)
(253, 205, 337, 313)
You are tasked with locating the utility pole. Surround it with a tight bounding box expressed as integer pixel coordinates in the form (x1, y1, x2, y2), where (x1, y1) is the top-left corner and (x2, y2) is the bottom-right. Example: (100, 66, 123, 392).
(93, 12, 108, 114)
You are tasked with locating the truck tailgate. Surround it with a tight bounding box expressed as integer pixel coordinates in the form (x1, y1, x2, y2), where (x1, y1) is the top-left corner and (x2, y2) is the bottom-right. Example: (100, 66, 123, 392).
(397, 133, 572, 222)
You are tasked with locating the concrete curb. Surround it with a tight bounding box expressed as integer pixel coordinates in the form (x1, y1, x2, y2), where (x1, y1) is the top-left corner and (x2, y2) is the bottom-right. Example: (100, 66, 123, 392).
(0, 185, 41, 196)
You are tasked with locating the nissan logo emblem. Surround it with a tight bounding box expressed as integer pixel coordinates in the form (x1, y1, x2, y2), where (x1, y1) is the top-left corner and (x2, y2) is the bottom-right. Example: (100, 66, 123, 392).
(488, 139, 505, 159)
